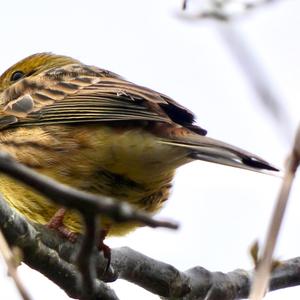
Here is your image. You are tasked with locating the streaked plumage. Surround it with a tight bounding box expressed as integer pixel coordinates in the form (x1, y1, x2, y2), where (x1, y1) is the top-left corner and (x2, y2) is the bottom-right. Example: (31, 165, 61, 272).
(0, 53, 278, 236)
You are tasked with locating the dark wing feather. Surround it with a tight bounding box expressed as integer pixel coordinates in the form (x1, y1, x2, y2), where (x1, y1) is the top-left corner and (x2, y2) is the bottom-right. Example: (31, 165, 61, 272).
(0, 64, 207, 135)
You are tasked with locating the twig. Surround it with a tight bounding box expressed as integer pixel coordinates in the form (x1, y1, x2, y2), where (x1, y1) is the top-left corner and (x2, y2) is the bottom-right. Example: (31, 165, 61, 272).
(180, 0, 282, 20)
(217, 24, 293, 143)
(76, 214, 100, 299)
(1, 195, 300, 299)
(0, 151, 178, 230)
(179, 2, 293, 143)
(0, 229, 31, 300)
(249, 126, 300, 299)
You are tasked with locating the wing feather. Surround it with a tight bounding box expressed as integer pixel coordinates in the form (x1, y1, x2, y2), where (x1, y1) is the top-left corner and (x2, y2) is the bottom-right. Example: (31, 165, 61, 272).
(0, 64, 206, 135)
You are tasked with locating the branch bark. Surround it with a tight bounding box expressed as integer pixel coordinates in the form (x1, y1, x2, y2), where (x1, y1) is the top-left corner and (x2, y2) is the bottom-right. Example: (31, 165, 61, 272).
(1, 194, 300, 300)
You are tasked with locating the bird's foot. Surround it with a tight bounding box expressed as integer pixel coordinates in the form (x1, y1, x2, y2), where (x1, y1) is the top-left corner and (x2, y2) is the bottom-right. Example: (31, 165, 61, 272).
(47, 208, 78, 243)
(48, 209, 111, 270)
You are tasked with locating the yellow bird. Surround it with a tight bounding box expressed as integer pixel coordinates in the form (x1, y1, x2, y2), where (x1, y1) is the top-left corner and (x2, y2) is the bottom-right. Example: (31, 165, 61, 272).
(0, 53, 278, 246)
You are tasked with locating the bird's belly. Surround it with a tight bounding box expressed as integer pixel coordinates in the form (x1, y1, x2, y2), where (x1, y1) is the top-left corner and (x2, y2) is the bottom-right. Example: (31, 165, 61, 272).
(0, 124, 188, 235)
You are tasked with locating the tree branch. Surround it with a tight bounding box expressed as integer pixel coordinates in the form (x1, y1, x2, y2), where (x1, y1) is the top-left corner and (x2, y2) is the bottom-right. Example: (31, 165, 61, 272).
(1, 194, 300, 300)
(179, 0, 293, 143)
(180, 0, 283, 20)
(0, 194, 119, 300)
(250, 125, 300, 299)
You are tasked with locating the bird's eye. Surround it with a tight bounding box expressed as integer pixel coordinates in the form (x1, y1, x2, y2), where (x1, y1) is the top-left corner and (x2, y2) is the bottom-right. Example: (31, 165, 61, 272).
(10, 71, 25, 82)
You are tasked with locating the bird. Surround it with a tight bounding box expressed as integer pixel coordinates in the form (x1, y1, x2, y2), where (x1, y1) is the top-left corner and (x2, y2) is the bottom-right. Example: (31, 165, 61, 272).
(0, 53, 278, 249)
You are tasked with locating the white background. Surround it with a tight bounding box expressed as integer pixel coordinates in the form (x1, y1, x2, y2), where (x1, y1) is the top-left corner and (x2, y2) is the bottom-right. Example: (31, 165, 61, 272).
(0, 0, 299, 299)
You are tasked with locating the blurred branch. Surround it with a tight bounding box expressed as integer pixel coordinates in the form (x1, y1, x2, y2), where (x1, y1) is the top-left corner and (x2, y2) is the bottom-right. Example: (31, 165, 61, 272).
(217, 24, 293, 143)
(0, 229, 31, 300)
(179, 0, 293, 143)
(250, 125, 300, 299)
(181, 0, 283, 20)
(1, 196, 300, 299)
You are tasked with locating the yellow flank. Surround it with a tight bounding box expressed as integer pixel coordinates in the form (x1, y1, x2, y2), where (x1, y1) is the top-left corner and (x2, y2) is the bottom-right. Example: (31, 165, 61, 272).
(0, 124, 188, 236)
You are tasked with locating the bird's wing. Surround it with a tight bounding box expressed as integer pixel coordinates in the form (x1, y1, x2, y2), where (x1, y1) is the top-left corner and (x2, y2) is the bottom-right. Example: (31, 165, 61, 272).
(0, 64, 207, 135)
(0, 64, 279, 173)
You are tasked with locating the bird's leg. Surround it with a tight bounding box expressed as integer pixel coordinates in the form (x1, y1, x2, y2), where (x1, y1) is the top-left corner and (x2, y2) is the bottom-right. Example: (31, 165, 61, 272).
(47, 208, 78, 242)
(48, 209, 111, 270)
(98, 227, 111, 272)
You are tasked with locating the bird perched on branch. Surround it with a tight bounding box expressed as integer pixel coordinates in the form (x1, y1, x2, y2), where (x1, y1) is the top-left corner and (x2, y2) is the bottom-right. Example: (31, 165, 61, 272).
(0, 53, 278, 250)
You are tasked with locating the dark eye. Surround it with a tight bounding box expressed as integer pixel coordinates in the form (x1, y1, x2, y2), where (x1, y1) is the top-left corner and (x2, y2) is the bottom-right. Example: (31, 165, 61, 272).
(10, 71, 25, 82)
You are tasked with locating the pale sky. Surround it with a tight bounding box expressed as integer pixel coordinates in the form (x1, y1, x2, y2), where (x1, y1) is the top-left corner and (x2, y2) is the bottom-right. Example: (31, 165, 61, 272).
(0, 0, 300, 299)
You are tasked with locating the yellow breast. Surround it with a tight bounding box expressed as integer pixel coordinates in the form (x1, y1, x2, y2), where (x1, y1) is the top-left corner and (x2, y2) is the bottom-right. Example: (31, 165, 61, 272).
(0, 124, 188, 235)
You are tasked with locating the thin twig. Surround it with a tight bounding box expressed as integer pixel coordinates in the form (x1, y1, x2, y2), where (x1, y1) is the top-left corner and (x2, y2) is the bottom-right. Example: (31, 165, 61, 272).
(217, 24, 293, 143)
(180, 0, 282, 20)
(0, 151, 178, 230)
(0, 230, 32, 300)
(249, 126, 300, 300)
(77, 214, 99, 299)
(179, 2, 293, 143)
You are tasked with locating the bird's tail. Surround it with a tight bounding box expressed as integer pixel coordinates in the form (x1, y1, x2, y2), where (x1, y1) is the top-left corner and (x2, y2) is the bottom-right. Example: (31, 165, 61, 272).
(158, 135, 279, 174)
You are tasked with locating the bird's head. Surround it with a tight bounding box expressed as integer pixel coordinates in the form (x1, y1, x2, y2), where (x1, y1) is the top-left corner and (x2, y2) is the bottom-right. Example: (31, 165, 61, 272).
(0, 53, 79, 92)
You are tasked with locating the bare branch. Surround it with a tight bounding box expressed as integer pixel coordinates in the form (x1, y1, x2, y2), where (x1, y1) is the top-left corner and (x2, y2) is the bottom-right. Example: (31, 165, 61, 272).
(1, 194, 300, 299)
(0, 194, 118, 300)
(182, 0, 188, 10)
(180, 0, 283, 20)
(250, 126, 300, 299)
(217, 24, 293, 143)
(179, 2, 293, 143)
